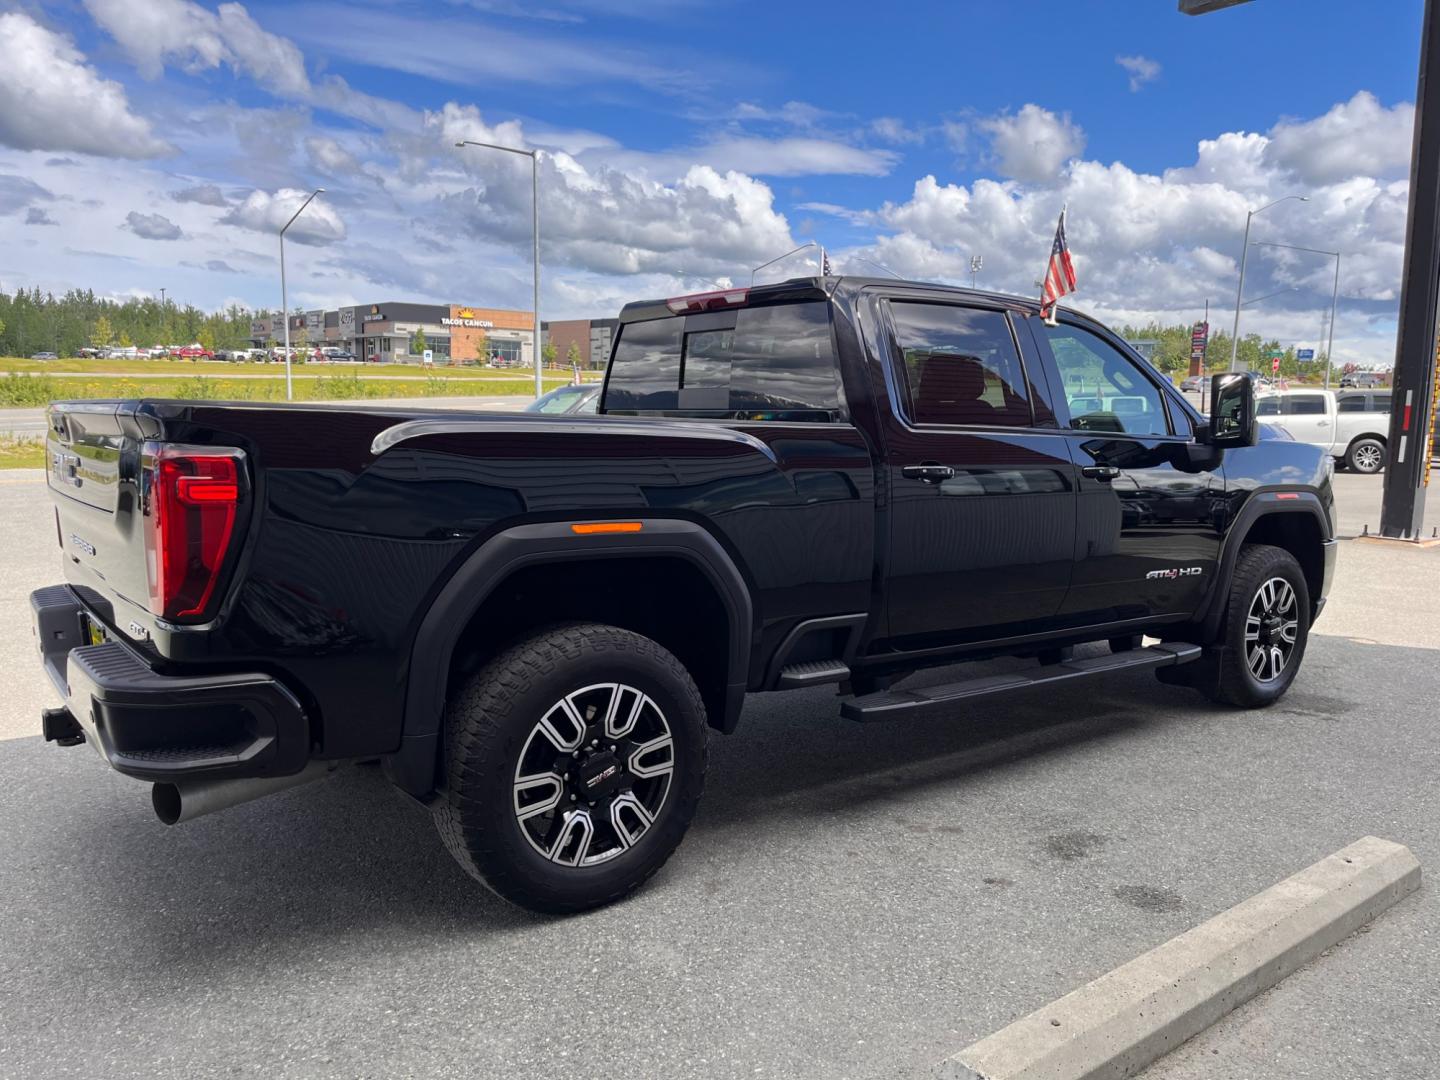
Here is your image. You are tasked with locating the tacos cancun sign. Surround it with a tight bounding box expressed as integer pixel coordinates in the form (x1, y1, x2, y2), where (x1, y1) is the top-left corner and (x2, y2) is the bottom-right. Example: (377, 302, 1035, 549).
(442, 307, 494, 329)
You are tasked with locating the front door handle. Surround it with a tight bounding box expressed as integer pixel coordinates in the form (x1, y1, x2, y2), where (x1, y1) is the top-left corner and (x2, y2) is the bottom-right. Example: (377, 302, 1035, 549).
(1082, 465, 1122, 482)
(902, 463, 955, 483)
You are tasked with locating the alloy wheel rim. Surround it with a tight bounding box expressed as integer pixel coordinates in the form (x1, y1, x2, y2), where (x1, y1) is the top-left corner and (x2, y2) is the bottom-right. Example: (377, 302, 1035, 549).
(1245, 576, 1299, 682)
(1355, 445, 1383, 471)
(512, 682, 674, 867)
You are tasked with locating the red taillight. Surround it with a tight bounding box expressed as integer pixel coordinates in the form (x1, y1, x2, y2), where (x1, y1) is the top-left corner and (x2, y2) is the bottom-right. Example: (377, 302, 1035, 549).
(665, 287, 749, 314)
(144, 448, 244, 621)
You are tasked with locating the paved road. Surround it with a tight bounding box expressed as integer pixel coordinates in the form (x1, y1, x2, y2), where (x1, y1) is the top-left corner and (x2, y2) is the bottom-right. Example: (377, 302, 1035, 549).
(0, 476, 1435, 1080)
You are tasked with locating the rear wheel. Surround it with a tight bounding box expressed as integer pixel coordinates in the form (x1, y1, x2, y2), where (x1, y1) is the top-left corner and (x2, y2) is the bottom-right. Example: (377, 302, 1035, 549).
(1345, 437, 1385, 474)
(1199, 544, 1310, 708)
(434, 623, 707, 914)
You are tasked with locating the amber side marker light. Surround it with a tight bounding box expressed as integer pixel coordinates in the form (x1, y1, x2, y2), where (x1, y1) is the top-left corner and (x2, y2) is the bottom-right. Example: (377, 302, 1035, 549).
(571, 521, 644, 535)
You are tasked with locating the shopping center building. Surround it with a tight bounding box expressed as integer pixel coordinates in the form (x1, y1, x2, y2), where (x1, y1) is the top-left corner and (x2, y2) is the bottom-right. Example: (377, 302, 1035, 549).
(250, 303, 537, 365)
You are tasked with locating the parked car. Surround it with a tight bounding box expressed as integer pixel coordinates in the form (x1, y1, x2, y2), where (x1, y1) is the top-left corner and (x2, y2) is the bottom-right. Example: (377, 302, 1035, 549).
(1339, 371, 1388, 389)
(32, 277, 1335, 914)
(317, 347, 358, 362)
(525, 383, 601, 415)
(29, 352, 58, 361)
(175, 344, 214, 362)
(1256, 388, 1391, 472)
(1179, 375, 1206, 393)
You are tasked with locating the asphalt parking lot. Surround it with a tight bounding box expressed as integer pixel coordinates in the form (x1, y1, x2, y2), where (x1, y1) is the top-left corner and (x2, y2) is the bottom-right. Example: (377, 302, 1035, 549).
(1, 470, 1436, 1080)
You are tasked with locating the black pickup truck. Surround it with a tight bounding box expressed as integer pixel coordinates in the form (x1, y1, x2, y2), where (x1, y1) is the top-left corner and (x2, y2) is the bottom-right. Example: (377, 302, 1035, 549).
(33, 277, 1336, 913)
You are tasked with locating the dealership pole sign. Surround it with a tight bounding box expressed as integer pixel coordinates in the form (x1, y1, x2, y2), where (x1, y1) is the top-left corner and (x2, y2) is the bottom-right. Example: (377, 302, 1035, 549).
(1190, 321, 1209, 363)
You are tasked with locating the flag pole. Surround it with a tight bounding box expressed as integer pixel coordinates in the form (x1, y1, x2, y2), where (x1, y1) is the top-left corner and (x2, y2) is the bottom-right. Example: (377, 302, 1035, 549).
(1040, 204, 1067, 326)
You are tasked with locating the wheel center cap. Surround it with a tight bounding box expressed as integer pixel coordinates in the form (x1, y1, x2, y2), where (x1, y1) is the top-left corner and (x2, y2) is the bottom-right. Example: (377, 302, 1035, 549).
(1260, 614, 1282, 644)
(576, 750, 624, 801)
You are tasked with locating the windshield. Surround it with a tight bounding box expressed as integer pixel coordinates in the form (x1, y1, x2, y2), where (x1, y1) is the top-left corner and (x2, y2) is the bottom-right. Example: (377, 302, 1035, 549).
(527, 386, 592, 414)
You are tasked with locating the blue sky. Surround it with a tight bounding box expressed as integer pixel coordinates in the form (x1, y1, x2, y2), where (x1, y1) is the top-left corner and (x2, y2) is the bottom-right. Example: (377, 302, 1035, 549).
(0, 0, 1426, 365)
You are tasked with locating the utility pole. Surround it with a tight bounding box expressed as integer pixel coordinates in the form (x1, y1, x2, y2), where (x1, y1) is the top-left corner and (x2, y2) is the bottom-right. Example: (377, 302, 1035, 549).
(1381, 0, 1440, 539)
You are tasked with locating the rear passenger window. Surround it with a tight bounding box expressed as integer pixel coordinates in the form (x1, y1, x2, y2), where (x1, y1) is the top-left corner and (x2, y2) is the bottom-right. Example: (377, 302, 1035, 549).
(1287, 395, 1326, 416)
(604, 301, 841, 420)
(889, 303, 1032, 427)
(1337, 396, 1366, 413)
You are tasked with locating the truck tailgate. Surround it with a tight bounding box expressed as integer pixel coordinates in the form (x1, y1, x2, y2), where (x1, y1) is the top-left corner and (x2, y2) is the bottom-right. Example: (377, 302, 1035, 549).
(46, 401, 154, 620)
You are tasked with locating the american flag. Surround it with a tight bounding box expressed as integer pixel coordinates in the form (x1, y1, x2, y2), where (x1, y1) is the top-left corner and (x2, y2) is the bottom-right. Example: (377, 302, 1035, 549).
(821, 247, 832, 276)
(1040, 208, 1077, 322)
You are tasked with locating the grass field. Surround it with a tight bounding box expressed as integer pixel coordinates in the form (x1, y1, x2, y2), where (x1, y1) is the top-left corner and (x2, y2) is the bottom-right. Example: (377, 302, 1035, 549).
(0, 356, 604, 380)
(0, 370, 576, 407)
(0, 436, 44, 469)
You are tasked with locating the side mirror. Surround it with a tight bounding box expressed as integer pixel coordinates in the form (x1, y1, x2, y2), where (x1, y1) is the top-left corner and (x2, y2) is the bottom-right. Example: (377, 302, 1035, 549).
(1206, 373, 1257, 447)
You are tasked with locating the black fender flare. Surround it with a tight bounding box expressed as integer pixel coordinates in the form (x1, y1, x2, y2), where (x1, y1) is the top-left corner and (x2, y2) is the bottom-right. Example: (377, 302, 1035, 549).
(1199, 489, 1333, 641)
(385, 518, 754, 800)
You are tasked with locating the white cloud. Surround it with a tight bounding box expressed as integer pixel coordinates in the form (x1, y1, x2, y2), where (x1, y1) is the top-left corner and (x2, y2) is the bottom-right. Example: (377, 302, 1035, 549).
(83, 0, 310, 96)
(0, 13, 170, 159)
(84, 0, 417, 132)
(173, 183, 229, 207)
(1264, 91, 1414, 185)
(220, 188, 346, 245)
(124, 211, 183, 240)
(25, 208, 58, 226)
(980, 104, 1085, 184)
(430, 103, 794, 276)
(1116, 55, 1161, 92)
(870, 117, 924, 146)
(305, 136, 360, 176)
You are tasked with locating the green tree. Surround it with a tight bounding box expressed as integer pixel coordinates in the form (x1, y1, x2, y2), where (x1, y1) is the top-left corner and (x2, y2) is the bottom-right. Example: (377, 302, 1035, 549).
(565, 341, 583, 368)
(92, 314, 114, 348)
(410, 328, 427, 356)
(541, 340, 558, 366)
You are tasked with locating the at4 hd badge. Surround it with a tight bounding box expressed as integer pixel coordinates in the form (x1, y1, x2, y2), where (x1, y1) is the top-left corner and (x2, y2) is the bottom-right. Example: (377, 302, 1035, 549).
(1146, 566, 1203, 580)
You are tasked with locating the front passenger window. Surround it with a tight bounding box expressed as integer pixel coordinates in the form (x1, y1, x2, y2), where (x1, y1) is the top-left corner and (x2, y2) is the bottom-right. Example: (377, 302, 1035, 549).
(1041, 323, 1169, 436)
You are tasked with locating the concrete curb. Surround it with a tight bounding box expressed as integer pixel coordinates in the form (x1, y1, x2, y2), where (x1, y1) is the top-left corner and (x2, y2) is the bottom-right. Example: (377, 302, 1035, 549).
(938, 836, 1421, 1080)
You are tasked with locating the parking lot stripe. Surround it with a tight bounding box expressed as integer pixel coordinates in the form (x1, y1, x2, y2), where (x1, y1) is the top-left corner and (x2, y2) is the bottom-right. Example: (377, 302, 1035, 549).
(937, 836, 1421, 1080)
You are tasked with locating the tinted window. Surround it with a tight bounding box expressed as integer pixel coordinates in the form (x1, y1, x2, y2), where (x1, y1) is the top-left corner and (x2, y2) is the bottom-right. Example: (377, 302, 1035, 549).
(1374, 394, 1392, 412)
(1257, 397, 1282, 416)
(1337, 395, 1366, 413)
(1287, 395, 1326, 416)
(604, 301, 841, 419)
(1042, 323, 1169, 436)
(890, 303, 1031, 426)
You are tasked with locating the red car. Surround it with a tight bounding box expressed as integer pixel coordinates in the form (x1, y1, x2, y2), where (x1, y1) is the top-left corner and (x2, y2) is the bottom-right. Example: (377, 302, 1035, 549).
(175, 344, 214, 361)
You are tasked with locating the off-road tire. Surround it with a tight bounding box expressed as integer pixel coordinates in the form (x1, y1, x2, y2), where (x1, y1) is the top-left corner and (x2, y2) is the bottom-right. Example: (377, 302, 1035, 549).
(1197, 544, 1310, 708)
(434, 622, 708, 914)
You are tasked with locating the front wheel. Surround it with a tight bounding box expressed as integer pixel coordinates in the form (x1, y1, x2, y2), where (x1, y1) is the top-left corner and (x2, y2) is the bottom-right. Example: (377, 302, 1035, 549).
(434, 623, 707, 914)
(1199, 544, 1310, 708)
(1345, 438, 1386, 474)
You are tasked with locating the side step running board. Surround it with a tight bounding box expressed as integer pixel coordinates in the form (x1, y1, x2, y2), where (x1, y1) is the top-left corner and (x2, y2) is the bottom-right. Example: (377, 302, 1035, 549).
(777, 659, 852, 690)
(840, 643, 1202, 722)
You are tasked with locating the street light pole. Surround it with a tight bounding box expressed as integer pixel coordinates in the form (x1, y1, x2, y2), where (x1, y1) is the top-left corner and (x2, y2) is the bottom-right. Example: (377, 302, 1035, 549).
(1250, 240, 1342, 389)
(279, 188, 325, 401)
(1326, 252, 1341, 390)
(455, 140, 542, 399)
(1228, 194, 1309, 371)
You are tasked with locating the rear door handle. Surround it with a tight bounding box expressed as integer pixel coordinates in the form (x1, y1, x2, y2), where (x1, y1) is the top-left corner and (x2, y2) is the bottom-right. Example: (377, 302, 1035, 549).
(1081, 465, 1122, 482)
(902, 463, 955, 483)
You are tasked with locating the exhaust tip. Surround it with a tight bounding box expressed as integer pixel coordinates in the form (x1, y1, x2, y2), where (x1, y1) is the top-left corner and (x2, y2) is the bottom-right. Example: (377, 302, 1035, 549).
(152, 783, 182, 826)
